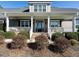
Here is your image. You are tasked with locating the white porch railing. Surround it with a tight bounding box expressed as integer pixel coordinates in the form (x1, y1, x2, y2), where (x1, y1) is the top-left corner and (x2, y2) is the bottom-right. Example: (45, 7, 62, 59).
(50, 27, 64, 33)
(9, 27, 32, 40)
(63, 28, 73, 32)
(9, 27, 30, 32)
(49, 27, 64, 37)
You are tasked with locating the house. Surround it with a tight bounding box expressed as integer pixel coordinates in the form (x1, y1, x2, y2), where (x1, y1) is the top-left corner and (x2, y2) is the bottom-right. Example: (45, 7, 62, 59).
(0, 1, 79, 39)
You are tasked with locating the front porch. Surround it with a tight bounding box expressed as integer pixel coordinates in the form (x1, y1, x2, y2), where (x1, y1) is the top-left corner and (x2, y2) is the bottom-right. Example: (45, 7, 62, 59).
(2, 12, 77, 39)
(7, 16, 64, 39)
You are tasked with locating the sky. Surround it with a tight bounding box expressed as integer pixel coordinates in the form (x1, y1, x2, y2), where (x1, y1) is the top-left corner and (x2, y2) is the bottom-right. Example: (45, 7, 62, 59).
(0, 1, 79, 9)
(52, 1, 79, 9)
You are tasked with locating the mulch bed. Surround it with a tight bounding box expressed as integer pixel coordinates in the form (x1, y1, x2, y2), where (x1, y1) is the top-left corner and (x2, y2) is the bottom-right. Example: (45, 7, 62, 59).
(0, 43, 79, 57)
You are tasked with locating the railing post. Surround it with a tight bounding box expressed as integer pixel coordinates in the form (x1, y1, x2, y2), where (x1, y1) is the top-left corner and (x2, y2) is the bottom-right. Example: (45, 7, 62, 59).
(30, 16, 33, 40)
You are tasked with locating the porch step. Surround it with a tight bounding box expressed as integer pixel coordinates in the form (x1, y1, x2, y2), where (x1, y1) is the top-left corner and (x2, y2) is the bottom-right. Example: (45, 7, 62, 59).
(31, 32, 48, 39)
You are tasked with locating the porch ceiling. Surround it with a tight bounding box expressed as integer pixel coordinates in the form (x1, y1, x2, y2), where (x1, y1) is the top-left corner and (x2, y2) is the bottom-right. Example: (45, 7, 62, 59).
(9, 16, 31, 19)
(50, 14, 76, 19)
(7, 12, 77, 19)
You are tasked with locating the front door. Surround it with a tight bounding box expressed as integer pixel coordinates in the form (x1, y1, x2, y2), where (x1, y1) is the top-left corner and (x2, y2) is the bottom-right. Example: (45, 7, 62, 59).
(35, 20, 45, 32)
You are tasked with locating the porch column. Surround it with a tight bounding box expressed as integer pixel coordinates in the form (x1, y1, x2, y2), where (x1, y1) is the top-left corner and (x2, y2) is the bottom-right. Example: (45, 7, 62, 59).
(48, 16, 51, 38)
(4, 12, 9, 32)
(30, 16, 33, 39)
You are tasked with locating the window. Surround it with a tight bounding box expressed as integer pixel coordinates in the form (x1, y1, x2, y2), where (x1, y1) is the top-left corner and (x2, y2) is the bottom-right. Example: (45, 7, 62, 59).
(20, 20, 30, 27)
(43, 5, 46, 12)
(50, 20, 60, 27)
(30, 4, 33, 6)
(9, 20, 19, 27)
(76, 19, 79, 25)
(34, 4, 46, 12)
(34, 5, 37, 12)
(39, 5, 42, 12)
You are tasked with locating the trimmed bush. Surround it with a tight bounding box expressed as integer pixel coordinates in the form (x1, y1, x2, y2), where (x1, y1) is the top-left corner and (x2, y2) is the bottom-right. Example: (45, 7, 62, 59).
(19, 30, 29, 39)
(64, 32, 78, 40)
(71, 39, 79, 46)
(51, 32, 63, 41)
(35, 34, 48, 50)
(4, 31, 16, 39)
(54, 36, 71, 53)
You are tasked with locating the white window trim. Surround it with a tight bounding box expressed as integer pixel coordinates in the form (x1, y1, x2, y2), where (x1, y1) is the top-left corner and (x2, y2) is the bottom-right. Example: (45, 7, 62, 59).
(20, 20, 30, 27)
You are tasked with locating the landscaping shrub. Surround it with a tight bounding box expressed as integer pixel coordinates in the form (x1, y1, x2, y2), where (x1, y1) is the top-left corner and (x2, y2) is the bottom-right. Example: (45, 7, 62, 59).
(70, 32, 78, 40)
(71, 39, 79, 46)
(27, 42, 38, 50)
(19, 30, 29, 39)
(11, 34, 27, 49)
(51, 32, 63, 41)
(77, 32, 79, 41)
(64, 32, 72, 40)
(0, 30, 5, 37)
(0, 31, 16, 39)
(35, 34, 48, 50)
(64, 32, 78, 40)
(0, 24, 3, 31)
(7, 42, 16, 49)
(48, 44, 58, 53)
(0, 35, 4, 44)
(54, 36, 71, 53)
(4, 31, 16, 39)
